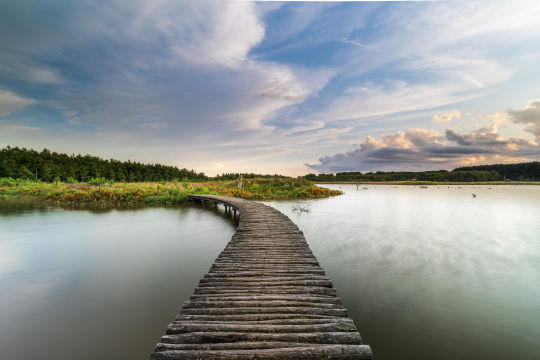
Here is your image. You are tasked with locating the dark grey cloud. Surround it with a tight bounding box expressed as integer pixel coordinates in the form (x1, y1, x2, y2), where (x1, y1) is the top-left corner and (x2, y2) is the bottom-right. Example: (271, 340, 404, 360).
(445, 129, 471, 146)
(306, 127, 540, 173)
(507, 100, 540, 139)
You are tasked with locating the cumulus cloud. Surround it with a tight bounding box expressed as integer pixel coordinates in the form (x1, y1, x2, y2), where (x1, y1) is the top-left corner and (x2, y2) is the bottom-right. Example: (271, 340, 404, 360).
(0, 1, 331, 135)
(129, 0, 265, 69)
(507, 99, 540, 139)
(0, 89, 35, 117)
(2, 1, 540, 175)
(306, 125, 539, 173)
(432, 110, 461, 123)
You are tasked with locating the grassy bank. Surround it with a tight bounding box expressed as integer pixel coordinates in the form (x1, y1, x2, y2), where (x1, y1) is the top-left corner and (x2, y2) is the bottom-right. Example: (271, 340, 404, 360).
(0, 177, 342, 207)
(315, 180, 540, 185)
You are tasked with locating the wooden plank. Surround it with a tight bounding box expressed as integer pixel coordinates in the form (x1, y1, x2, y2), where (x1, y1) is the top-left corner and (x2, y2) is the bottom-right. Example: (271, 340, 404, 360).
(148, 195, 372, 360)
(151, 345, 372, 360)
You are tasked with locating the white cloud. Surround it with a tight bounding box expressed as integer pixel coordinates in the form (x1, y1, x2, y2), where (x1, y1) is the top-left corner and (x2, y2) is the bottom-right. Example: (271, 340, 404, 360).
(0, 1, 335, 137)
(0, 62, 62, 84)
(307, 103, 540, 173)
(282, 120, 325, 135)
(2, 0, 540, 175)
(307, 124, 539, 173)
(317, 0, 532, 124)
(225, 61, 333, 129)
(477, 111, 507, 127)
(432, 110, 461, 123)
(315, 81, 476, 122)
(130, 0, 265, 68)
(0, 90, 35, 117)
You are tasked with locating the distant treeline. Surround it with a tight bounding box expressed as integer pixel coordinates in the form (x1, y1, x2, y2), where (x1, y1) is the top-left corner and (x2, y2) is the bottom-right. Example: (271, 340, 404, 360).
(212, 173, 287, 180)
(304, 162, 540, 182)
(0, 146, 206, 182)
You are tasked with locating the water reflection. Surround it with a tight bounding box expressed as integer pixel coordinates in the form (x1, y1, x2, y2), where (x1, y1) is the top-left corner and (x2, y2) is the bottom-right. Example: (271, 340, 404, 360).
(0, 201, 236, 360)
(2, 186, 539, 360)
(263, 185, 540, 360)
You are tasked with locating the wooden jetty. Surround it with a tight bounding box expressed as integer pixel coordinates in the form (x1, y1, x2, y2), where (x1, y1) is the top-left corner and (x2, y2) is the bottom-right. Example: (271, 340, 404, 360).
(150, 194, 372, 360)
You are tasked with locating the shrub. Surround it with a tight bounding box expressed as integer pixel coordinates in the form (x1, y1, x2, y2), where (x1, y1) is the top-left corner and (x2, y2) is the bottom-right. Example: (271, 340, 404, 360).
(87, 177, 109, 186)
(0, 177, 17, 186)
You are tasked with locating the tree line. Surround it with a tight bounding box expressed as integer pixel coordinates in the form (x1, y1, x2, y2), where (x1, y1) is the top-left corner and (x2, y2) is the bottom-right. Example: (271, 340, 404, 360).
(0, 146, 206, 182)
(3, 145, 538, 183)
(213, 173, 287, 180)
(304, 162, 540, 182)
(0, 146, 293, 183)
(453, 162, 540, 181)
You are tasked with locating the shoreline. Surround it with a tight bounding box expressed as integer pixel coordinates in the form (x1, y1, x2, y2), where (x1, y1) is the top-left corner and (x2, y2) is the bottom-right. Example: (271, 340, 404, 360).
(0, 178, 342, 208)
(315, 181, 540, 185)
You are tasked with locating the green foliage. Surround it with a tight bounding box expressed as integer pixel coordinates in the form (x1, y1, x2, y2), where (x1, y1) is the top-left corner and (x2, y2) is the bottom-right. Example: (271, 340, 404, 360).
(0, 178, 341, 206)
(304, 162, 540, 183)
(212, 178, 341, 200)
(0, 146, 206, 183)
(0, 177, 17, 186)
(212, 173, 287, 180)
(87, 177, 109, 186)
(453, 162, 540, 181)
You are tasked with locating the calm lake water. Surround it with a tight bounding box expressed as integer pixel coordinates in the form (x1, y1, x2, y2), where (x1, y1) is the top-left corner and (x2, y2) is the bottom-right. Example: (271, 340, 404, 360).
(0, 201, 236, 360)
(1, 185, 539, 360)
(264, 185, 540, 360)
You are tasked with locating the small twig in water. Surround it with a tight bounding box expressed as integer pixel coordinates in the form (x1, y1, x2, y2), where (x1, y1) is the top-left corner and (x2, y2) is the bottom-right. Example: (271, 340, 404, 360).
(291, 202, 311, 212)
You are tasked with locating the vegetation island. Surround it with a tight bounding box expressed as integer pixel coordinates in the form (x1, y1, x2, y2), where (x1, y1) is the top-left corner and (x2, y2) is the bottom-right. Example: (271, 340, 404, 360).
(1, 146, 538, 207)
(0, 146, 340, 206)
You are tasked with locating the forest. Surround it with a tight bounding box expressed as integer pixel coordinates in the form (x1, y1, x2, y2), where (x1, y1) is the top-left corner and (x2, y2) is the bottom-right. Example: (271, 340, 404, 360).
(0, 146, 206, 182)
(2, 146, 539, 183)
(0, 146, 289, 183)
(304, 162, 540, 182)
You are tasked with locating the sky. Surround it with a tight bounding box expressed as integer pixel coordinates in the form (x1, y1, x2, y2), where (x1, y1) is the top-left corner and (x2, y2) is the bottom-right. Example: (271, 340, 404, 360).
(1, 0, 540, 175)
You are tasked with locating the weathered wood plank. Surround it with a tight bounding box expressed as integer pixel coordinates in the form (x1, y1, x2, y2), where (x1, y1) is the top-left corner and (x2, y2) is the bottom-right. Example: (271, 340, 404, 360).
(188, 295, 341, 304)
(192, 286, 338, 296)
(151, 345, 372, 360)
(178, 306, 349, 317)
(148, 195, 372, 360)
(174, 314, 339, 322)
(173, 318, 354, 325)
(166, 321, 358, 334)
(154, 341, 336, 350)
(160, 331, 363, 345)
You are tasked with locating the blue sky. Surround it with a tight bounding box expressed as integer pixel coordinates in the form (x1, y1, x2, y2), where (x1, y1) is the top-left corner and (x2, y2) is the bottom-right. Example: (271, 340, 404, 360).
(1, 0, 540, 175)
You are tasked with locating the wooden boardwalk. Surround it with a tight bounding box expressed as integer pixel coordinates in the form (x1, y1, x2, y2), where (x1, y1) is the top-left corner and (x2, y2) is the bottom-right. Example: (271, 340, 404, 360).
(149, 195, 372, 360)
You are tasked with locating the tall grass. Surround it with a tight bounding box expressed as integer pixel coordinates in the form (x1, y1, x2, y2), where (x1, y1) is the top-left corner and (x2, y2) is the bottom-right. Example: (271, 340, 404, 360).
(0, 178, 341, 207)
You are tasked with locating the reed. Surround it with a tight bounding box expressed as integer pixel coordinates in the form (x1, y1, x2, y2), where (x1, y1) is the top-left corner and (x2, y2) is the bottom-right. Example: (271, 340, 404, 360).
(0, 177, 341, 206)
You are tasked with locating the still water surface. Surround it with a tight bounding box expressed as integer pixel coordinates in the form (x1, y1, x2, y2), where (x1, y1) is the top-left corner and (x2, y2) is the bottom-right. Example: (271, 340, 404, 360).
(264, 185, 540, 360)
(1, 185, 539, 360)
(0, 202, 235, 360)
